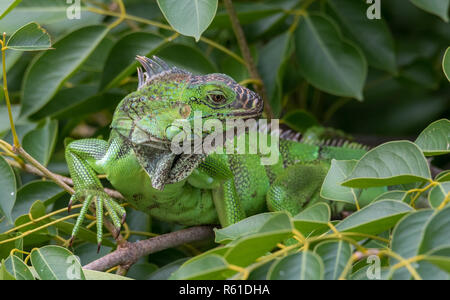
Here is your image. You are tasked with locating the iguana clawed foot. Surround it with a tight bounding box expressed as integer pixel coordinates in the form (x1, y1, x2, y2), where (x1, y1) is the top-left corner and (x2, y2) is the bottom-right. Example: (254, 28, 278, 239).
(68, 189, 125, 252)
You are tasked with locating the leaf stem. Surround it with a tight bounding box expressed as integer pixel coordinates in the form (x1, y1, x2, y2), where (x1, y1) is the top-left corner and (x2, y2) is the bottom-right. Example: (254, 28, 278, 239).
(408, 180, 438, 208)
(86, 5, 246, 65)
(108, 0, 126, 29)
(0, 214, 80, 245)
(0, 33, 19, 148)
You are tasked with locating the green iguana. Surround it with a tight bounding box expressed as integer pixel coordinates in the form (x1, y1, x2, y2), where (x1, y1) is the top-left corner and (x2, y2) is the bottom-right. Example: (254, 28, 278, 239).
(66, 56, 367, 249)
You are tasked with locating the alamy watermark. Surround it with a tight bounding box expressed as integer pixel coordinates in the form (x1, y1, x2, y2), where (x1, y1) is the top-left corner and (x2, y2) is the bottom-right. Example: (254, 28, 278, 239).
(66, 255, 83, 280)
(366, 255, 381, 279)
(367, 0, 381, 20)
(67, 0, 81, 20)
(168, 112, 280, 166)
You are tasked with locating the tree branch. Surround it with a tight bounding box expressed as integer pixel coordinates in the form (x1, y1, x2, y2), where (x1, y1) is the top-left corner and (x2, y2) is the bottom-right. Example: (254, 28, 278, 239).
(223, 0, 273, 119)
(83, 226, 215, 272)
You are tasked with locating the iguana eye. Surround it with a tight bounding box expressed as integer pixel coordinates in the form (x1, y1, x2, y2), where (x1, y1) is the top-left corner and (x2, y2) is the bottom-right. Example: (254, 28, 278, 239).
(209, 94, 226, 104)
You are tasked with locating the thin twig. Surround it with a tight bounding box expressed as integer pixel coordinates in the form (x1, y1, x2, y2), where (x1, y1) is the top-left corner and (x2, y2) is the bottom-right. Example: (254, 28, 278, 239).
(6, 159, 124, 200)
(83, 226, 215, 272)
(6, 154, 127, 246)
(223, 0, 273, 119)
(14, 146, 75, 194)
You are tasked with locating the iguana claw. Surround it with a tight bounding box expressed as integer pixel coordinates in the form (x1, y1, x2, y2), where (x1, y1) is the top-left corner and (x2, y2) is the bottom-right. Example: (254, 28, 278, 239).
(68, 189, 125, 248)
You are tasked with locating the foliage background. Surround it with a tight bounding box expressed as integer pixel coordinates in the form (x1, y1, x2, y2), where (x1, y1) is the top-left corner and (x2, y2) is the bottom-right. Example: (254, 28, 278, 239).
(0, 0, 449, 280)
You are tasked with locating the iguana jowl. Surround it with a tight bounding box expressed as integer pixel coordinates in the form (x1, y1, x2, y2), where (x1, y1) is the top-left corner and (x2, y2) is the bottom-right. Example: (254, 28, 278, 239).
(66, 56, 366, 248)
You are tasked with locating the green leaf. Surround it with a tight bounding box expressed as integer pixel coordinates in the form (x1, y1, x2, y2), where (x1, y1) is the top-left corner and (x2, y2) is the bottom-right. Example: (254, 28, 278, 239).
(219, 54, 248, 83)
(334, 200, 413, 237)
(292, 203, 331, 237)
(0, 0, 22, 19)
(374, 190, 407, 201)
(372, 190, 412, 205)
(72, 243, 112, 266)
(21, 25, 108, 116)
(294, 202, 330, 222)
(0, 50, 21, 82)
(148, 258, 189, 280)
(157, 0, 218, 41)
(268, 251, 324, 280)
(3, 255, 34, 280)
(13, 201, 50, 246)
(32, 86, 124, 120)
(294, 13, 367, 100)
(436, 170, 450, 182)
(169, 254, 230, 280)
(6, 22, 51, 51)
(31, 85, 96, 119)
(327, 0, 396, 74)
(314, 240, 352, 280)
(321, 160, 359, 205)
(351, 265, 391, 280)
(400, 60, 438, 90)
(0, 155, 16, 223)
(126, 263, 158, 280)
(0, 236, 23, 261)
(0, 0, 101, 35)
(410, 0, 449, 22)
(390, 209, 434, 279)
(100, 32, 167, 90)
(416, 260, 449, 279)
(419, 205, 450, 254)
(428, 182, 450, 209)
(83, 269, 132, 280)
(211, 2, 283, 28)
(224, 229, 293, 267)
(321, 159, 386, 207)
(22, 118, 57, 166)
(415, 119, 450, 156)
(282, 109, 319, 133)
(424, 248, 450, 273)
(30, 246, 85, 280)
(214, 212, 285, 244)
(444, 47, 450, 81)
(258, 32, 292, 117)
(247, 261, 274, 280)
(0, 259, 15, 280)
(180, 246, 230, 267)
(342, 141, 431, 188)
(9, 180, 63, 226)
(156, 43, 217, 74)
(52, 219, 115, 247)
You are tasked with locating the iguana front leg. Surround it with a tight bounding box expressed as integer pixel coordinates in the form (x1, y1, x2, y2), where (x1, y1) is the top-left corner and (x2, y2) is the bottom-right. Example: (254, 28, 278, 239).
(196, 154, 246, 227)
(65, 138, 125, 250)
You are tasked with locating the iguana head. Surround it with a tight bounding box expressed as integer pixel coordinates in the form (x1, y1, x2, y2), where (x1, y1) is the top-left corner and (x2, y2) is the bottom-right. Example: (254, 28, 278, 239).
(112, 55, 263, 146)
(111, 55, 263, 190)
